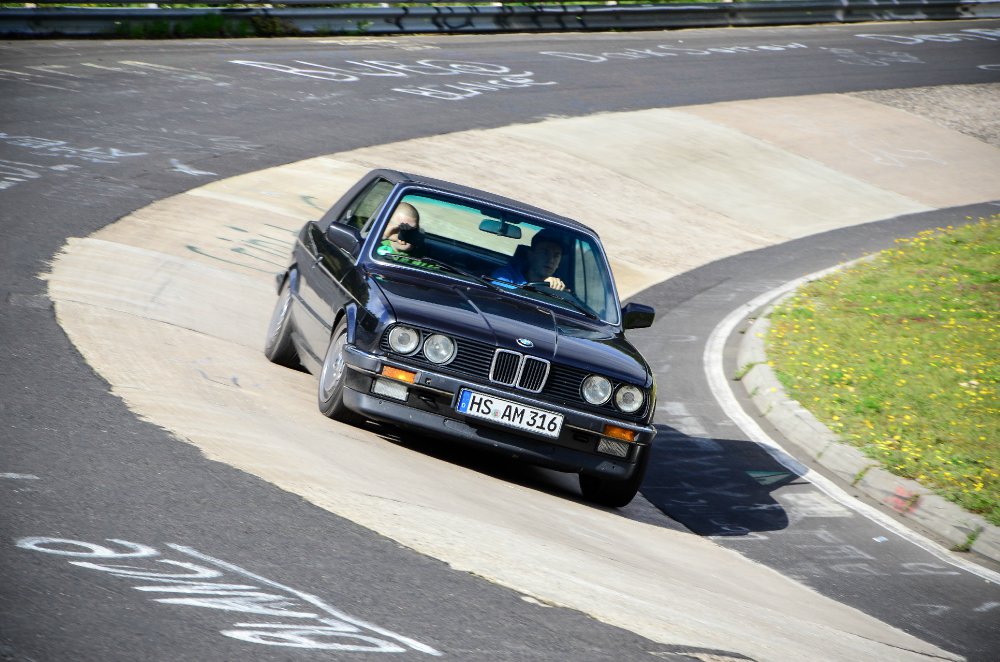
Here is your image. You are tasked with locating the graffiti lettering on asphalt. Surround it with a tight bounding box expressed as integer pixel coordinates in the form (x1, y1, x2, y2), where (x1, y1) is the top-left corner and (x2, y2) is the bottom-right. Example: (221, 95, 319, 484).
(855, 28, 1000, 44)
(16, 536, 441, 655)
(0, 129, 262, 193)
(0, 158, 82, 192)
(540, 42, 809, 62)
(820, 48, 924, 67)
(392, 75, 557, 100)
(541, 30, 999, 69)
(0, 132, 146, 164)
(230, 58, 557, 101)
(170, 159, 217, 177)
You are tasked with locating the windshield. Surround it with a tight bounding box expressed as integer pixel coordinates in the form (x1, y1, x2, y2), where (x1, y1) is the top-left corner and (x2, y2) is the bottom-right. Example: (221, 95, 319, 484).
(371, 190, 621, 325)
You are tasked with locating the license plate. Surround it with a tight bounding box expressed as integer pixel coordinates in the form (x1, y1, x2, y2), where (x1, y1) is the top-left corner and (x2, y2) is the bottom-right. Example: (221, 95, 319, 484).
(456, 389, 563, 438)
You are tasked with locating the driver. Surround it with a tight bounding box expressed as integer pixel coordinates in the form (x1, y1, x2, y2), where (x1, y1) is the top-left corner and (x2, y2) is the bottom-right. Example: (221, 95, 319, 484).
(492, 228, 566, 291)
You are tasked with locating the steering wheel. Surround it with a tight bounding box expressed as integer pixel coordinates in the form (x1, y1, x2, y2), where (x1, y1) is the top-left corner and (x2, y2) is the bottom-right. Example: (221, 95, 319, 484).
(526, 281, 572, 293)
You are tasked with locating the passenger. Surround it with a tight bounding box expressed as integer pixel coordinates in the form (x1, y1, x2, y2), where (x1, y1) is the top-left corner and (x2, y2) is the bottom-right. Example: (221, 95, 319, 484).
(376, 202, 424, 256)
(492, 228, 566, 291)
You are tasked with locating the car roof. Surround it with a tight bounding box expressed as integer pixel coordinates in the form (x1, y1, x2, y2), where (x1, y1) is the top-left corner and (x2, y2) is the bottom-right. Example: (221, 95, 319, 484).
(373, 168, 596, 236)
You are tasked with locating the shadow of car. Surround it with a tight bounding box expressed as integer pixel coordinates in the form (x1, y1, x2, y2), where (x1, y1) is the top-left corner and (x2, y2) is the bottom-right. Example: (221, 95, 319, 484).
(643, 424, 803, 535)
(264, 169, 657, 507)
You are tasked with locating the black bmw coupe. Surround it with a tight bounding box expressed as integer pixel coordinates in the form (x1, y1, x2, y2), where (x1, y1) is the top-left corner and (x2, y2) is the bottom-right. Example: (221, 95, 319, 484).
(265, 169, 657, 507)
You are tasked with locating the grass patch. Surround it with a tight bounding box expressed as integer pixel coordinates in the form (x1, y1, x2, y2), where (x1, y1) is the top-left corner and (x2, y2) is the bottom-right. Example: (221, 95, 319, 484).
(766, 216, 999, 525)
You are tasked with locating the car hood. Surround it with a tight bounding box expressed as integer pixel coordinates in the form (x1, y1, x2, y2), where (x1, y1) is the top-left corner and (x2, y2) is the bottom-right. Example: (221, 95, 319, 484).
(371, 269, 651, 386)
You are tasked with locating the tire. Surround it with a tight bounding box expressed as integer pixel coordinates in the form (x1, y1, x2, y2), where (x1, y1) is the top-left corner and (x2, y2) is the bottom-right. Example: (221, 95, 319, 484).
(579, 446, 650, 508)
(317, 318, 364, 425)
(264, 277, 300, 368)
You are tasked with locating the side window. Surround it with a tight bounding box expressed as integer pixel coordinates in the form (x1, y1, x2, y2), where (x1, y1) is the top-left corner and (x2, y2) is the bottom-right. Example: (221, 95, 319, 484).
(338, 179, 393, 235)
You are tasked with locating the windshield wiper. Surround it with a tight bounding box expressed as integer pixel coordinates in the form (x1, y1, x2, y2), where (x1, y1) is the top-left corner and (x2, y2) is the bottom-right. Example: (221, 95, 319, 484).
(387, 254, 504, 293)
(506, 281, 599, 320)
(390, 255, 600, 320)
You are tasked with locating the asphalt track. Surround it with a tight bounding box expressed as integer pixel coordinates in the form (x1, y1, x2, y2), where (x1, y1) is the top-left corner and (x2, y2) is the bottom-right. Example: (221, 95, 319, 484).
(2, 22, 1000, 662)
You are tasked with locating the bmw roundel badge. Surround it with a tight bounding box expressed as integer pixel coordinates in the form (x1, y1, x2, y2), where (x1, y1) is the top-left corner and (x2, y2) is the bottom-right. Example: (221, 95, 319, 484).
(516, 338, 534, 348)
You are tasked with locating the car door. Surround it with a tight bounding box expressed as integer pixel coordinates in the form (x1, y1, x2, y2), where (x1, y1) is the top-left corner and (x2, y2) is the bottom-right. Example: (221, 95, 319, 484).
(297, 178, 394, 356)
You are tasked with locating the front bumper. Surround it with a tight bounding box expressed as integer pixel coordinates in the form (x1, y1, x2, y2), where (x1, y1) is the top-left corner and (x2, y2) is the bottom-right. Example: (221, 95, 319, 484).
(341, 346, 655, 479)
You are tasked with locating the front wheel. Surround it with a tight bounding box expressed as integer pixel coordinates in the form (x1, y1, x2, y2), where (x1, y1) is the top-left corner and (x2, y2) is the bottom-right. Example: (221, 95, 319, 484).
(318, 319, 364, 425)
(264, 277, 299, 369)
(579, 447, 650, 508)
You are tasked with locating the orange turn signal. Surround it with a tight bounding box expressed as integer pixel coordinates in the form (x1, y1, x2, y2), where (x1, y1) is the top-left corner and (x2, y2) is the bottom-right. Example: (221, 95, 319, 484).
(602, 424, 636, 442)
(381, 366, 416, 384)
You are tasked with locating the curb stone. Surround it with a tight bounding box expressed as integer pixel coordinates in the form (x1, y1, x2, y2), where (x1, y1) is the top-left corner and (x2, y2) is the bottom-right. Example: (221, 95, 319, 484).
(736, 297, 1000, 565)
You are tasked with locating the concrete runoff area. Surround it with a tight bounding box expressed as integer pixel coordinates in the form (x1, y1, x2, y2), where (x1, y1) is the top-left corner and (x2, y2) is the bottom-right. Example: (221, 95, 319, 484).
(46, 87, 1000, 661)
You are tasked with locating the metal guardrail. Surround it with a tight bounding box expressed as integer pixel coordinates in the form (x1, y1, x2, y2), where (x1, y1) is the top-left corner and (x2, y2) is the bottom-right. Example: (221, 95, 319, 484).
(2, 0, 998, 37)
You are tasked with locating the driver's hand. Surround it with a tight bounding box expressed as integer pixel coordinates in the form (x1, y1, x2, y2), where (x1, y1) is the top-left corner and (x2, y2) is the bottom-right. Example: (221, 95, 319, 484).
(544, 276, 566, 291)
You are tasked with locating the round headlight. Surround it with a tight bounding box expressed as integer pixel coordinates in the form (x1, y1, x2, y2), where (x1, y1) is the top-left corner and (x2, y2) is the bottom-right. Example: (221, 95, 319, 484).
(615, 385, 644, 413)
(422, 334, 455, 364)
(388, 326, 420, 354)
(582, 375, 613, 405)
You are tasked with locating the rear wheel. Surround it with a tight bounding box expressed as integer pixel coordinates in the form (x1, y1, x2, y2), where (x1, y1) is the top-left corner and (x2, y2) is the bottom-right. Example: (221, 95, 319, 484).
(579, 447, 650, 508)
(264, 277, 299, 368)
(318, 318, 364, 425)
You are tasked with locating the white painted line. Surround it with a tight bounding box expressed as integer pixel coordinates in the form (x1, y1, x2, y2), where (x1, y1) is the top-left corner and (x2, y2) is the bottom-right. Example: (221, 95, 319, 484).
(703, 268, 1000, 585)
(1, 473, 40, 480)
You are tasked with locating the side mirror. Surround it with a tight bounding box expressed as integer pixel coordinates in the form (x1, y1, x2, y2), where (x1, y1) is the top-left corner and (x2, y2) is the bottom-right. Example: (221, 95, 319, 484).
(622, 302, 655, 330)
(325, 222, 362, 258)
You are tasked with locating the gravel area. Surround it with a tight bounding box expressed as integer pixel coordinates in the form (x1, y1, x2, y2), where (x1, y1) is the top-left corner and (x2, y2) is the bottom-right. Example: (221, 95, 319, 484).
(852, 83, 1000, 149)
